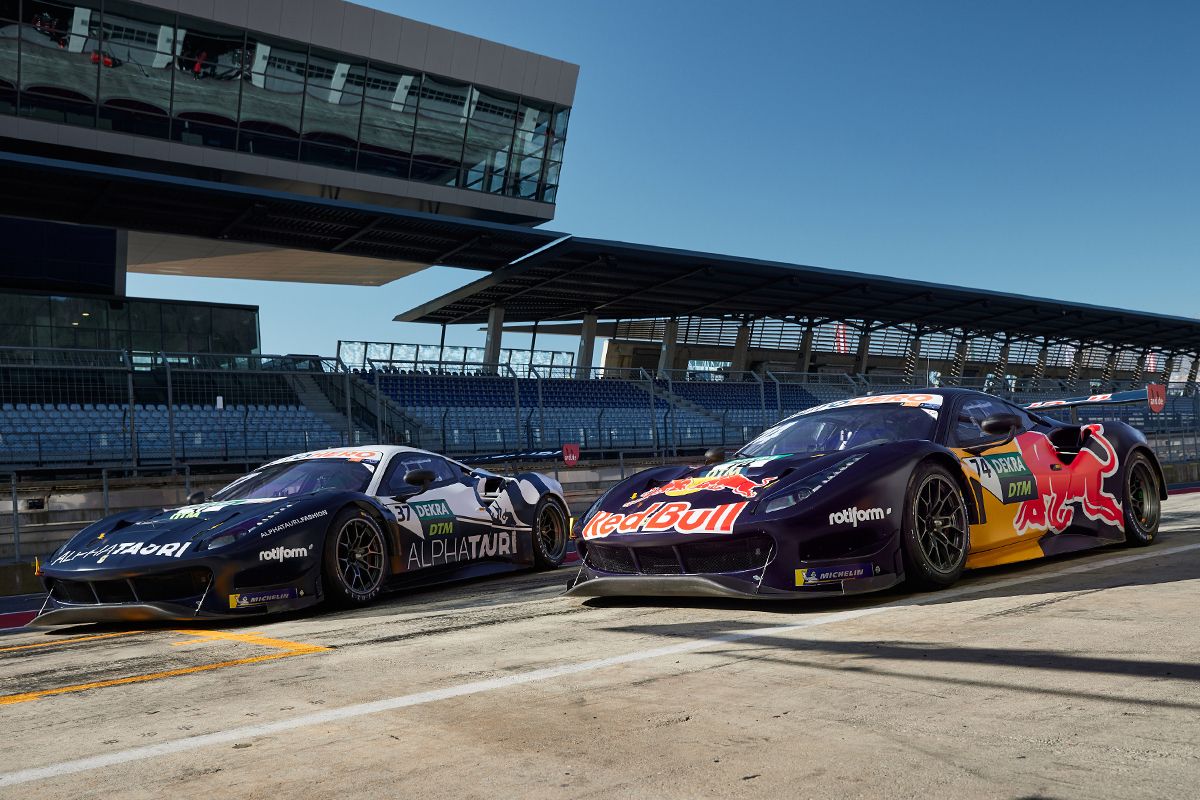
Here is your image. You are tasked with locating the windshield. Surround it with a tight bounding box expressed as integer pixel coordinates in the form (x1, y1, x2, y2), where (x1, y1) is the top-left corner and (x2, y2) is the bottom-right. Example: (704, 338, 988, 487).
(739, 405, 938, 457)
(211, 459, 375, 501)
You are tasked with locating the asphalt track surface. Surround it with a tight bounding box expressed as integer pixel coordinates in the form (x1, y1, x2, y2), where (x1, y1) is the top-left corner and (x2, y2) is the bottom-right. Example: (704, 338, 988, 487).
(2, 495, 1199, 799)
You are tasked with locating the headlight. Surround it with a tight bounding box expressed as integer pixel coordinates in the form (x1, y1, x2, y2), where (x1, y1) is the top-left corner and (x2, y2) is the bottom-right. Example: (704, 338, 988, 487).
(197, 518, 261, 551)
(762, 454, 865, 514)
(764, 487, 813, 514)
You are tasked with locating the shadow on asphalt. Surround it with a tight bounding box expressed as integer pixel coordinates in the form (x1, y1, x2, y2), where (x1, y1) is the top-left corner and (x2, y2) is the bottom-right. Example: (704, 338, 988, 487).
(588, 618, 1200, 712)
(27, 563, 578, 637)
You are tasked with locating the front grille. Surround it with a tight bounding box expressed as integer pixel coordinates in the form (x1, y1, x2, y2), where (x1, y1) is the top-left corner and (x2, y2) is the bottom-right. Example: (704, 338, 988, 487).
(586, 536, 777, 577)
(48, 568, 211, 605)
(93, 579, 136, 604)
(49, 579, 96, 604)
(634, 546, 683, 575)
(133, 568, 212, 602)
(585, 544, 637, 574)
(681, 536, 774, 574)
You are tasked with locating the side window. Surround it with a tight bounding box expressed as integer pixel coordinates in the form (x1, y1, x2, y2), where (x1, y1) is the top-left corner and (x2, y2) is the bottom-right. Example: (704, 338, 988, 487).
(1001, 402, 1039, 432)
(951, 397, 1019, 447)
(380, 453, 456, 496)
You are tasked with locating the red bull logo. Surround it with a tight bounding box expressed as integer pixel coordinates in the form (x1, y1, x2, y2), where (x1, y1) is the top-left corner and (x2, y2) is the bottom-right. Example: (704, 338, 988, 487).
(624, 474, 776, 507)
(1012, 425, 1123, 536)
(582, 501, 748, 540)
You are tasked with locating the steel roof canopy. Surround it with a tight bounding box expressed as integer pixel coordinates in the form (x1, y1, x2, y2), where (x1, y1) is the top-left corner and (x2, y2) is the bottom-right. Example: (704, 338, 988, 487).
(0, 152, 565, 282)
(396, 237, 1200, 352)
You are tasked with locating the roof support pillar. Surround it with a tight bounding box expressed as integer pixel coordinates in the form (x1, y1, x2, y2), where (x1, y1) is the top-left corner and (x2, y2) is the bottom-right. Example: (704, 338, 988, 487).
(947, 332, 969, 386)
(1030, 342, 1049, 389)
(903, 330, 923, 385)
(483, 305, 505, 373)
(992, 336, 1010, 389)
(731, 322, 752, 374)
(796, 321, 815, 374)
(114, 229, 128, 297)
(575, 313, 597, 379)
(1100, 345, 1117, 386)
(527, 321, 539, 379)
(853, 325, 872, 376)
(1160, 352, 1177, 385)
(1130, 350, 1146, 386)
(1067, 344, 1084, 389)
(657, 318, 679, 379)
(1185, 354, 1199, 392)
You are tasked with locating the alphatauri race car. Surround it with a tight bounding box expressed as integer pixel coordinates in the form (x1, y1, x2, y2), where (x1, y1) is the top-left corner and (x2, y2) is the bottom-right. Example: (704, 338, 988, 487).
(35, 446, 572, 624)
(568, 388, 1166, 600)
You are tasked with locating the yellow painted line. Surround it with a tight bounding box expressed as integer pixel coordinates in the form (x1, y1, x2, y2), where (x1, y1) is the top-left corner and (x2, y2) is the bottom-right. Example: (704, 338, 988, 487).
(169, 629, 327, 652)
(0, 629, 328, 706)
(0, 631, 144, 654)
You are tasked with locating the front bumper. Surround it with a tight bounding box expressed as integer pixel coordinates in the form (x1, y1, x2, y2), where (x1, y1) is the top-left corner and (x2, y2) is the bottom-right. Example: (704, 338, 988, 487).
(29, 600, 246, 626)
(566, 568, 900, 599)
(36, 548, 322, 626)
(569, 529, 904, 600)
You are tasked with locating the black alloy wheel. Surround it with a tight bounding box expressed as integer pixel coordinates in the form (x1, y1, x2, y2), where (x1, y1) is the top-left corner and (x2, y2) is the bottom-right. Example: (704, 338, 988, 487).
(902, 464, 970, 589)
(532, 498, 570, 569)
(1123, 452, 1161, 546)
(323, 509, 388, 605)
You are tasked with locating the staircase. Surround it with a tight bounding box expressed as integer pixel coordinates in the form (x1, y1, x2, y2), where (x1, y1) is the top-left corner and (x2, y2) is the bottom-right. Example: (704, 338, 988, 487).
(285, 374, 357, 442)
(346, 373, 429, 446)
(636, 379, 725, 425)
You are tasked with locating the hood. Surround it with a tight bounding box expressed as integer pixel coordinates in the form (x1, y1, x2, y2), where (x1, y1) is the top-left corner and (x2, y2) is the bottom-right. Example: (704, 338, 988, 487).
(616, 451, 853, 509)
(580, 451, 862, 541)
(47, 496, 296, 571)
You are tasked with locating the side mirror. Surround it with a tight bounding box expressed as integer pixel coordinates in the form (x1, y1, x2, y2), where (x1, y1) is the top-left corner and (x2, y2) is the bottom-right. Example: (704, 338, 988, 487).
(186, 490, 206, 505)
(703, 447, 725, 466)
(404, 468, 436, 491)
(980, 413, 1021, 437)
(968, 413, 1022, 455)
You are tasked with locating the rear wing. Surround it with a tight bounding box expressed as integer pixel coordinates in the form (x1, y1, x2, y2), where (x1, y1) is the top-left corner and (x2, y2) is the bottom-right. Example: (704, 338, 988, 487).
(1025, 384, 1165, 415)
(459, 449, 563, 466)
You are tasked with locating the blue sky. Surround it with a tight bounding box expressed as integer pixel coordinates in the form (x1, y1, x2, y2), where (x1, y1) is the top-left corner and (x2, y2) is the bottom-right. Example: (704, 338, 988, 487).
(129, 0, 1200, 357)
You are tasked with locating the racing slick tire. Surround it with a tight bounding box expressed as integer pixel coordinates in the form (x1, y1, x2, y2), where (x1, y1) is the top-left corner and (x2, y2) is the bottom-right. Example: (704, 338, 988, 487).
(322, 507, 389, 606)
(1122, 451, 1161, 547)
(901, 462, 970, 590)
(531, 497, 570, 569)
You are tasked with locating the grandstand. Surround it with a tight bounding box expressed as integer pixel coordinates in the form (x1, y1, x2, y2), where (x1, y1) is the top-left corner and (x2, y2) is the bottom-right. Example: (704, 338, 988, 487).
(2, 339, 1196, 472)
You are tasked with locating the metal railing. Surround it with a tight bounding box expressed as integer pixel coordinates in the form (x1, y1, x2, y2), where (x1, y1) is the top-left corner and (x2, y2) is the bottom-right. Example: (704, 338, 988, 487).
(2, 345, 1197, 472)
(0, 347, 361, 471)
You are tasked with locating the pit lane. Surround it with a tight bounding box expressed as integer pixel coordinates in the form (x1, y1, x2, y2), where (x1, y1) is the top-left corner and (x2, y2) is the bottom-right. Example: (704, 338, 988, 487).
(2, 494, 1199, 799)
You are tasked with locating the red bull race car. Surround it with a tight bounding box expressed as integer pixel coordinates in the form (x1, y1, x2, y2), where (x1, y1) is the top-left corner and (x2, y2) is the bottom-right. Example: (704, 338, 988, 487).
(568, 387, 1166, 600)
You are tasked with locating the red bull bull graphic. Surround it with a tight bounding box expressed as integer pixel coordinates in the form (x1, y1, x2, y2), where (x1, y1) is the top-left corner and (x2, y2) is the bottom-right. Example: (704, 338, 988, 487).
(624, 474, 776, 507)
(582, 501, 748, 540)
(1012, 425, 1123, 536)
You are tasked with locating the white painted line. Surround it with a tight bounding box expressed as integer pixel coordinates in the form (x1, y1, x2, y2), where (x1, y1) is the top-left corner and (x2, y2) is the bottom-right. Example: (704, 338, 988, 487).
(4, 538, 1200, 788)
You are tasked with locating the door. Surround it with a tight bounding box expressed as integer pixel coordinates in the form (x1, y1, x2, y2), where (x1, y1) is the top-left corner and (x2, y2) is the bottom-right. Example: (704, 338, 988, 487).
(376, 452, 517, 572)
(948, 396, 1048, 561)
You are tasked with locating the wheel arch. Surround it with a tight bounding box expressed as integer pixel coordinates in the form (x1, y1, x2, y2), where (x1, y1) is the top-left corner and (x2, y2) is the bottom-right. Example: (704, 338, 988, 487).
(917, 451, 982, 525)
(340, 499, 397, 558)
(1127, 444, 1169, 500)
(540, 490, 570, 518)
